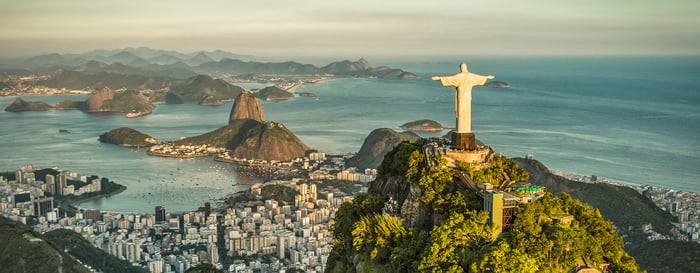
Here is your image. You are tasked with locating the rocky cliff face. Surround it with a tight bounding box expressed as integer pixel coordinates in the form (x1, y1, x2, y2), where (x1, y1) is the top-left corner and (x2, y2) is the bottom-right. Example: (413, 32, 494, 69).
(229, 91, 264, 123)
(84, 87, 115, 112)
(346, 128, 420, 169)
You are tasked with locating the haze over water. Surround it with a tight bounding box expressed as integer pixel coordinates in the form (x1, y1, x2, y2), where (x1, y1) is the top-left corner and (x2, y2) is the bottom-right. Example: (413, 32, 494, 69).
(1, 56, 698, 213)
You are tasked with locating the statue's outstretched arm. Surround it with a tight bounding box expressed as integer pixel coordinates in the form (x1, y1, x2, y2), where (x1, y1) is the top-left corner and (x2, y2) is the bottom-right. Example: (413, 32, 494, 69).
(487, 75, 495, 80)
(431, 76, 441, 81)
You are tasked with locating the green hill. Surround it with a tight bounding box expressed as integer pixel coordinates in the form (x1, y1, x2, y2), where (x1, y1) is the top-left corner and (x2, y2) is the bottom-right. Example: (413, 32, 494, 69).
(399, 119, 447, 132)
(0, 217, 91, 273)
(327, 141, 643, 273)
(174, 119, 262, 147)
(626, 240, 700, 273)
(255, 86, 293, 101)
(101, 90, 155, 113)
(163, 74, 244, 105)
(346, 128, 420, 169)
(514, 158, 700, 273)
(514, 158, 675, 238)
(38, 69, 175, 90)
(44, 228, 148, 273)
(195, 58, 419, 79)
(196, 59, 319, 75)
(4, 97, 53, 112)
(99, 127, 158, 147)
(174, 119, 309, 161)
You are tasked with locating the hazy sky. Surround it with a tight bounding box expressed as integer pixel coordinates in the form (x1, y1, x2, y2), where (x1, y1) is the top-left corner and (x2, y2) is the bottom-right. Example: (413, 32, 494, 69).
(1, 0, 698, 57)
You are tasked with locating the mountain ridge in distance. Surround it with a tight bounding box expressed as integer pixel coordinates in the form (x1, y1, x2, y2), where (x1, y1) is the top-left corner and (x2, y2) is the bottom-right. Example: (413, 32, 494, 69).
(6, 47, 420, 80)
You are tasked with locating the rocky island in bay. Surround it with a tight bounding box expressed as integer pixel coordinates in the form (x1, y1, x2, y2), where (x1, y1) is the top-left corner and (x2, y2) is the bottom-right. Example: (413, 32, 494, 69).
(484, 80, 511, 88)
(399, 119, 450, 132)
(4, 97, 54, 112)
(254, 86, 294, 101)
(98, 127, 158, 147)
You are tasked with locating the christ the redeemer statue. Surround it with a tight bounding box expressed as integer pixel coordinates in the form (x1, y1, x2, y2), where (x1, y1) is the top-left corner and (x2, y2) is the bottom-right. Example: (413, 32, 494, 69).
(432, 63, 494, 150)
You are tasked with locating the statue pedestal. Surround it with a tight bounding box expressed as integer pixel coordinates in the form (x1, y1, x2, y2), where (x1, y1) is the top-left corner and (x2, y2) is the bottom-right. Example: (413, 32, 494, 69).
(452, 132, 476, 150)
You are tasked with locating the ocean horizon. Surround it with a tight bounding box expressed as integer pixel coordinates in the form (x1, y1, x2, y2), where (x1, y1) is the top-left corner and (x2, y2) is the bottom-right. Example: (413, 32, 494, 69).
(1, 55, 698, 213)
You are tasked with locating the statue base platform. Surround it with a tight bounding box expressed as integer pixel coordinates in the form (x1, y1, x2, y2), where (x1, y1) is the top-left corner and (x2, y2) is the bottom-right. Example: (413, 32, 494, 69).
(443, 146, 494, 170)
(452, 132, 476, 150)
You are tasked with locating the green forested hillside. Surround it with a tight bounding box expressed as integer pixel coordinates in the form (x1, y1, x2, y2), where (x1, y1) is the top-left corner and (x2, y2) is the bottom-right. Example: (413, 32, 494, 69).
(44, 228, 148, 273)
(99, 127, 157, 147)
(327, 142, 642, 273)
(0, 217, 91, 273)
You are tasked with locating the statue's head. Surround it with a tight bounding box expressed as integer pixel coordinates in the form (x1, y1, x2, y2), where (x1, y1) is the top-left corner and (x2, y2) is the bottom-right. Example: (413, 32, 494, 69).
(460, 63, 468, 72)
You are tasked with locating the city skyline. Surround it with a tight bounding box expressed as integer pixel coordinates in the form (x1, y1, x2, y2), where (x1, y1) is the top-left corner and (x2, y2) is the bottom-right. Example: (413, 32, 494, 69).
(1, 0, 699, 58)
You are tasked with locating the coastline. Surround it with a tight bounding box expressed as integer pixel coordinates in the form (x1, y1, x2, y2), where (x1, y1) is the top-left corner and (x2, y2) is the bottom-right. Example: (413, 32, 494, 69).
(552, 169, 647, 192)
(68, 186, 127, 211)
(278, 78, 332, 94)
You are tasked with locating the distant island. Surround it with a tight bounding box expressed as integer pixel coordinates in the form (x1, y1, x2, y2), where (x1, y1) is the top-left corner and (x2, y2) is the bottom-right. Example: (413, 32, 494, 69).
(298, 92, 316, 97)
(255, 86, 293, 101)
(99, 127, 158, 147)
(484, 80, 511, 88)
(4, 97, 84, 112)
(3, 97, 53, 112)
(5, 87, 154, 117)
(399, 119, 450, 132)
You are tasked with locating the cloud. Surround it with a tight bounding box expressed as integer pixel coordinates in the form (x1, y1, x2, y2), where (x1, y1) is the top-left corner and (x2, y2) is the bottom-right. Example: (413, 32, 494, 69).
(0, 0, 698, 56)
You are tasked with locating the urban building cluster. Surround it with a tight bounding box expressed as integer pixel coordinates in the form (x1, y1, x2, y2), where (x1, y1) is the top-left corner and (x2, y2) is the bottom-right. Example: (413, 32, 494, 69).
(644, 187, 700, 242)
(221, 180, 354, 272)
(6, 151, 697, 273)
(0, 74, 93, 96)
(0, 163, 360, 273)
(148, 144, 225, 158)
(335, 167, 377, 183)
(0, 165, 102, 222)
(216, 151, 378, 185)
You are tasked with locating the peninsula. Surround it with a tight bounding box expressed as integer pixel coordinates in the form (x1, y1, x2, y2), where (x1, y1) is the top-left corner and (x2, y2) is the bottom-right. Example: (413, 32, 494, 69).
(141, 90, 310, 161)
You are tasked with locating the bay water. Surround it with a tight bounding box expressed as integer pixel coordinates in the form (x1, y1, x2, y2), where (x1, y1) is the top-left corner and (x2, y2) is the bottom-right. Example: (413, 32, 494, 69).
(1, 56, 698, 213)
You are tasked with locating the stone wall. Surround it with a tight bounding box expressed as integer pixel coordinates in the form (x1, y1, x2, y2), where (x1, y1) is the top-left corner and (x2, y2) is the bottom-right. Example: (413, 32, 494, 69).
(444, 146, 494, 170)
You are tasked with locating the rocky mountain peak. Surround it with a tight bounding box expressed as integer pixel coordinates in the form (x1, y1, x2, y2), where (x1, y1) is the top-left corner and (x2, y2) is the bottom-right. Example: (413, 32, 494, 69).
(229, 90, 264, 124)
(356, 58, 371, 70)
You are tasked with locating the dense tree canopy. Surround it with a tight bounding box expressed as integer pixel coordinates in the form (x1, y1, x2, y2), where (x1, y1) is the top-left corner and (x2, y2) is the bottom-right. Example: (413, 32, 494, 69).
(185, 263, 224, 273)
(327, 145, 642, 273)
